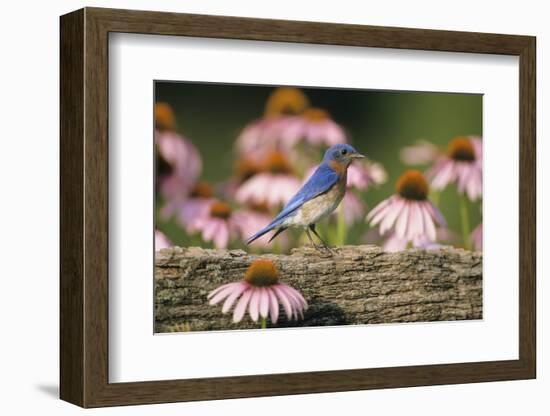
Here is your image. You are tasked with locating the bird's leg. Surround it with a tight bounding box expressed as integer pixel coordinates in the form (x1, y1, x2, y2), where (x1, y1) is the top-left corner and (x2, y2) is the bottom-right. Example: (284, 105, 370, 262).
(305, 227, 323, 251)
(309, 225, 334, 255)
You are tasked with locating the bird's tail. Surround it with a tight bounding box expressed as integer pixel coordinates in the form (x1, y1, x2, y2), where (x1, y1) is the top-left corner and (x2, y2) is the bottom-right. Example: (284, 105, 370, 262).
(246, 219, 283, 245)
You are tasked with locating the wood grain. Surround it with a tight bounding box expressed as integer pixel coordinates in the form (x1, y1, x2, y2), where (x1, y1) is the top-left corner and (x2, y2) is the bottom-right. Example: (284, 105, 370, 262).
(155, 246, 482, 332)
(59, 8, 84, 406)
(59, 7, 536, 407)
(518, 37, 537, 374)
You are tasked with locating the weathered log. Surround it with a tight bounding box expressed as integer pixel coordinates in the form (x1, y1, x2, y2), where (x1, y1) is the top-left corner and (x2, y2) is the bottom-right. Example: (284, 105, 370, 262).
(155, 245, 482, 332)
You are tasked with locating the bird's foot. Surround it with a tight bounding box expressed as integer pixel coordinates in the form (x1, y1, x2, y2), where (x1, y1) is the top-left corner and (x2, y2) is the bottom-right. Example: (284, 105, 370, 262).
(313, 244, 334, 257)
(322, 246, 335, 257)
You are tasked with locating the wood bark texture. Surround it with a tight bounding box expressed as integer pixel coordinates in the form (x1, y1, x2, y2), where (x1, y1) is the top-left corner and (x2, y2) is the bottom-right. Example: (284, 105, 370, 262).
(155, 245, 482, 332)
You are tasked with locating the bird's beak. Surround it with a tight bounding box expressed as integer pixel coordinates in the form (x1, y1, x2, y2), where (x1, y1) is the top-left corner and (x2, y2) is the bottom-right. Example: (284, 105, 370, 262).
(351, 152, 366, 159)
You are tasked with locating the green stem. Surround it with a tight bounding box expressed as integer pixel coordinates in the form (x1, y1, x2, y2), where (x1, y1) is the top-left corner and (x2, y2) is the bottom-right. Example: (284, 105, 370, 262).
(260, 317, 267, 329)
(272, 239, 281, 255)
(459, 194, 471, 250)
(336, 203, 347, 246)
(430, 190, 440, 207)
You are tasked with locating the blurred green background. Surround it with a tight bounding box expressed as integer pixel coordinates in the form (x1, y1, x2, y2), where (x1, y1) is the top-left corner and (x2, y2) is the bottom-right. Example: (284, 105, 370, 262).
(155, 81, 482, 249)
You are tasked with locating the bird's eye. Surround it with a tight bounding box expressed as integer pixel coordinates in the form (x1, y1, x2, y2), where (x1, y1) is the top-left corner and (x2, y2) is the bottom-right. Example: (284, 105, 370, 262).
(341, 149, 347, 155)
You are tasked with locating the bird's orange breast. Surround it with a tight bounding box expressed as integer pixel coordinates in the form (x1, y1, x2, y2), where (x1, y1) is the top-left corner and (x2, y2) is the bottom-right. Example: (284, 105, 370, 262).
(328, 160, 347, 176)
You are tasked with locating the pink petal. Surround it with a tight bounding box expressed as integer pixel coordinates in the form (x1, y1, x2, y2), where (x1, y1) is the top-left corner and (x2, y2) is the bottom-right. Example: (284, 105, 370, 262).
(471, 223, 483, 250)
(248, 289, 260, 322)
(279, 285, 307, 319)
(209, 283, 240, 305)
(272, 285, 293, 320)
(266, 288, 279, 324)
(285, 287, 305, 319)
(456, 164, 470, 194)
(395, 201, 410, 239)
(221, 282, 249, 313)
(155, 230, 172, 250)
(306, 124, 323, 144)
(202, 219, 220, 242)
(324, 122, 346, 145)
(400, 140, 439, 165)
(383, 233, 407, 252)
(160, 198, 179, 220)
(408, 202, 424, 240)
(470, 137, 483, 157)
(439, 162, 456, 188)
(283, 284, 308, 309)
(464, 166, 482, 201)
(429, 160, 455, 189)
(412, 235, 442, 250)
(369, 198, 397, 226)
(213, 222, 230, 249)
(233, 289, 253, 323)
(208, 282, 236, 300)
(420, 203, 437, 242)
(379, 198, 405, 235)
(366, 197, 392, 222)
(425, 202, 446, 227)
(259, 288, 269, 319)
(343, 193, 365, 224)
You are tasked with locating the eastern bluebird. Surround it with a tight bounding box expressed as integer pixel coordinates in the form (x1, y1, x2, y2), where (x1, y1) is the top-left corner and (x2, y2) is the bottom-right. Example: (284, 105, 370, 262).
(246, 144, 365, 253)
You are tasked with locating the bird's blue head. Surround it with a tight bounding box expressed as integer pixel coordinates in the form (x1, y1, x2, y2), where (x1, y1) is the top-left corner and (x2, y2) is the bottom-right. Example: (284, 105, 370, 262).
(323, 144, 365, 166)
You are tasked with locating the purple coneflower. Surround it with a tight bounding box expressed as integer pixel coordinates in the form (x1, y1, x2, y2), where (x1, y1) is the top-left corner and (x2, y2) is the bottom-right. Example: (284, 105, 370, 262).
(367, 170, 446, 249)
(347, 160, 387, 190)
(156, 131, 202, 210)
(154, 102, 203, 221)
(175, 181, 215, 231)
(235, 117, 292, 158)
(400, 140, 440, 166)
(156, 131, 202, 182)
(236, 87, 310, 158)
(154, 102, 202, 193)
(234, 158, 262, 184)
(279, 108, 347, 147)
(236, 151, 301, 208)
(208, 259, 308, 327)
(215, 158, 263, 202)
(427, 136, 482, 201)
(187, 200, 246, 249)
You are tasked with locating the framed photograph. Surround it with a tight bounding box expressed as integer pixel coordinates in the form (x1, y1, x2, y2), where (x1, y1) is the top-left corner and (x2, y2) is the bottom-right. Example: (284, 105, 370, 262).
(60, 7, 536, 408)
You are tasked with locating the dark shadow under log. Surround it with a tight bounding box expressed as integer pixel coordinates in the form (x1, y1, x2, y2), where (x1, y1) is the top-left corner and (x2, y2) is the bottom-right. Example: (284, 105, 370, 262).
(155, 245, 482, 332)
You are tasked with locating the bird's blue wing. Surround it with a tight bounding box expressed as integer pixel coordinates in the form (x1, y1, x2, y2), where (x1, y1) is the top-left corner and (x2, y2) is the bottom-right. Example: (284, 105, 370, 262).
(272, 163, 339, 223)
(246, 163, 339, 244)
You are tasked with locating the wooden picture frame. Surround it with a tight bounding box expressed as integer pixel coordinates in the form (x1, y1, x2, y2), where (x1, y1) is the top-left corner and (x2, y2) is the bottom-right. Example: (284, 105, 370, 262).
(60, 7, 536, 408)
